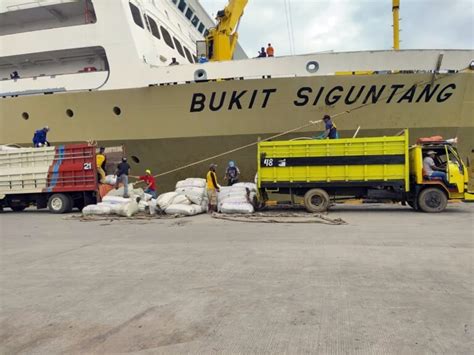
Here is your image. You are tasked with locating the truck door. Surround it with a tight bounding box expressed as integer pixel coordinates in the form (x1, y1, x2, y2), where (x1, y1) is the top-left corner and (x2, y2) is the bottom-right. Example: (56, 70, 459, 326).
(446, 146, 464, 192)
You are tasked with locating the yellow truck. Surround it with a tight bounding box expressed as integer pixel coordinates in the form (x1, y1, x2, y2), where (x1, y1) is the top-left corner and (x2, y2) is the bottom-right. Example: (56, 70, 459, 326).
(257, 130, 473, 213)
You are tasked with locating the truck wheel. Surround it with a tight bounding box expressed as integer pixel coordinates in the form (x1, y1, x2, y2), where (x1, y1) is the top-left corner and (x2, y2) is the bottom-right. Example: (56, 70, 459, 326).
(48, 194, 72, 214)
(304, 189, 330, 213)
(418, 188, 447, 213)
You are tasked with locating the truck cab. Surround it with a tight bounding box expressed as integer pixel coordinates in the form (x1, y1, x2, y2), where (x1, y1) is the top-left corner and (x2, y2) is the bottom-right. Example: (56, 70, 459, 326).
(409, 142, 474, 211)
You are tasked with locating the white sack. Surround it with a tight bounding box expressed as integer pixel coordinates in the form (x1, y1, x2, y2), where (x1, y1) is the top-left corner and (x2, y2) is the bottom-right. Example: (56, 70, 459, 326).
(171, 194, 191, 205)
(175, 186, 206, 205)
(233, 182, 257, 192)
(82, 204, 113, 215)
(104, 175, 117, 185)
(102, 196, 131, 205)
(106, 184, 135, 197)
(165, 204, 204, 216)
(143, 193, 152, 202)
(175, 178, 206, 189)
(156, 192, 178, 210)
(138, 200, 148, 212)
(220, 202, 254, 214)
(133, 188, 145, 199)
(148, 199, 157, 215)
(115, 199, 139, 217)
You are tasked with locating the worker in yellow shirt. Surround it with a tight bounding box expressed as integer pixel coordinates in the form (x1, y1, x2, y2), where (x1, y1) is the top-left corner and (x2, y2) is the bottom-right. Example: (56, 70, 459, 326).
(206, 163, 220, 212)
(96, 147, 107, 183)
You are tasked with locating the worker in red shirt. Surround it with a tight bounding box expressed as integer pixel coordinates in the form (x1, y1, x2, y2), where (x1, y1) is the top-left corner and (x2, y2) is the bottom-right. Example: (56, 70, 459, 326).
(132, 169, 157, 198)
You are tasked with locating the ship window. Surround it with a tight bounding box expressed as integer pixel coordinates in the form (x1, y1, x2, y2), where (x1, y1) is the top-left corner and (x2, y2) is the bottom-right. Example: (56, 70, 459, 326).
(129, 3, 144, 29)
(191, 16, 199, 27)
(198, 23, 205, 34)
(178, 0, 186, 12)
(185, 8, 194, 20)
(66, 109, 74, 118)
(160, 26, 175, 49)
(22, 112, 29, 120)
(146, 15, 161, 39)
(183, 47, 194, 63)
(173, 38, 185, 58)
(113, 106, 122, 116)
(203, 29, 209, 37)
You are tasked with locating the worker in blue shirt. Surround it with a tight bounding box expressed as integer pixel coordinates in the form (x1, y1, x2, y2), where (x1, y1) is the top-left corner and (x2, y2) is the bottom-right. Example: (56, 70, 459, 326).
(322, 115, 338, 139)
(32, 126, 50, 147)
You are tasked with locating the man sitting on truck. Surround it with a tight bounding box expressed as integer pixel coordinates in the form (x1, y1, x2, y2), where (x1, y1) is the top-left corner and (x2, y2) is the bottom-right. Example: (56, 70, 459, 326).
(423, 150, 448, 184)
(115, 157, 131, 198)
(32, 126, 50, 147)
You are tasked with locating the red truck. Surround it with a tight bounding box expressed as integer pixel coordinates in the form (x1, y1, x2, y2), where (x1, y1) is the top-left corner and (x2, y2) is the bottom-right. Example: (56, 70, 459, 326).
(0, 143, 122, 213)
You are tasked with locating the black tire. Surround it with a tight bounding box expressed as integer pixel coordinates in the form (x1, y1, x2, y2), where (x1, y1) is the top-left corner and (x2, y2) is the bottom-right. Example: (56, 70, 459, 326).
(304, 188, 330, 213)
(48, 193, 72, 214)
(418, 188, 448, 213)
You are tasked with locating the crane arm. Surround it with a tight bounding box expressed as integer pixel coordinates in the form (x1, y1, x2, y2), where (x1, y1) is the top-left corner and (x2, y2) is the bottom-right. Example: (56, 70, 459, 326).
(206, 0, 248, 61)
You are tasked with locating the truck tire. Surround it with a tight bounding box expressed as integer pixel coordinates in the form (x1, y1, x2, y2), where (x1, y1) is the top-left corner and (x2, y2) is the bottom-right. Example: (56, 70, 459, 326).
(304, 189, 330, 213)
(418, 188, 447, 213)
(48, 194, 72, 214)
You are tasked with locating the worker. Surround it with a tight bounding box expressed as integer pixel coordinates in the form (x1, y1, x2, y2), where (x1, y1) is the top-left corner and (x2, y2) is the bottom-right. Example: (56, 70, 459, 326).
(322, 115, 338, 139)
(423, 150, 448, 184)
(10, 71, 20, 79)
(115, 157, 131, 198)
(206, 163, 220, 212)
(132, 169, 157, 198)
(198, 54, 209, 63)
(224, 160, 240, 186)
(96, 147, 107, 183)
(32, 126, 50, 147)
(266, 43, 274, 57)
(169, 57, 179, 66)
(257, 47, 267, 58)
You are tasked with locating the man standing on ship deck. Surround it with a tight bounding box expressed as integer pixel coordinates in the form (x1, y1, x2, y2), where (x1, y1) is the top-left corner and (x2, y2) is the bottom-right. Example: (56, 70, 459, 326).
(115, 157, 131, 198)
(266, 43, 274, 57)
(206, 164, 220, 213)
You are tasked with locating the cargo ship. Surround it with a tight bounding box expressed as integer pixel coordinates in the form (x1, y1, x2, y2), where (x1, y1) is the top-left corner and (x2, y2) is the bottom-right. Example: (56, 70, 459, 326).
(1, 0, 473, 189)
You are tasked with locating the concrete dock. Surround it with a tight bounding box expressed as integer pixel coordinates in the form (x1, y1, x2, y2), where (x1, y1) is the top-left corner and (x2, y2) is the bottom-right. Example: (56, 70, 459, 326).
(1, 204, 473, 354)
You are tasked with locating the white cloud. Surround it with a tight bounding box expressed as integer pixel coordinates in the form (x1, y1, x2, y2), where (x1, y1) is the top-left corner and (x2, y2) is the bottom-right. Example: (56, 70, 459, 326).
(199, 0, 474, 56)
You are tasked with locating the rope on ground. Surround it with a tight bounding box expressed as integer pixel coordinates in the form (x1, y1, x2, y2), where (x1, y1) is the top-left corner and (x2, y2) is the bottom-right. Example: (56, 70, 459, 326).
(152, 71, 461, 179)
(211, 212, 347, 225)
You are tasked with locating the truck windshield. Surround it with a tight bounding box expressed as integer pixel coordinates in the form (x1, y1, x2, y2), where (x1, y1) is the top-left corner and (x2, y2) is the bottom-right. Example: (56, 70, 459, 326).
(448, 147, 463, 173)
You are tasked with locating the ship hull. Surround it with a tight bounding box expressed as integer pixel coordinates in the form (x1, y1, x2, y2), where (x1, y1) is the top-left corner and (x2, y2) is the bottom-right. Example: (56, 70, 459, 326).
(1, 72, 473, 190)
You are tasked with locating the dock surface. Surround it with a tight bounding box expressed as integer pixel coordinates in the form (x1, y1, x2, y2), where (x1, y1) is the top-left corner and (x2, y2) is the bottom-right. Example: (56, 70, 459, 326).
(1, 204, 473, 354)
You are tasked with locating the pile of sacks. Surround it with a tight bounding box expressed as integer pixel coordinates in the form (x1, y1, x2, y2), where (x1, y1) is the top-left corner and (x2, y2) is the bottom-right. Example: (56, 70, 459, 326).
(218, 182, 257, 214)
(155, 178, 208, 216)
(82, 184, 152, 217)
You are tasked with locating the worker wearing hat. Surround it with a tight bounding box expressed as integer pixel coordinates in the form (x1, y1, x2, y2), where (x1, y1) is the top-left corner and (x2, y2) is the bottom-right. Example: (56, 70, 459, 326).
(206, 163, 220, 212)
(322, 115, 338, 139)
(132, 169, 157, 198)
(32, 126, 50, 147)
(423, 150, 448, 184)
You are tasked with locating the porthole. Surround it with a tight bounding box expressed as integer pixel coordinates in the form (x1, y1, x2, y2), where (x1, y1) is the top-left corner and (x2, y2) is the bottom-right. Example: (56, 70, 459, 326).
(66, 109, 74, 118)
(22, 112, 29, 120)
(131, 155, 140, 164)
(194, 69, 207, 81)
(113, 106, 122, 116)
(306, 61, 319, 73)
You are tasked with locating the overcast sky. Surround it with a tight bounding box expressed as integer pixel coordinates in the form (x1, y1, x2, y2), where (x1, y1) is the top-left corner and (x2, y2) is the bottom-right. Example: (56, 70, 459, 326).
(199, 0, 474, 56)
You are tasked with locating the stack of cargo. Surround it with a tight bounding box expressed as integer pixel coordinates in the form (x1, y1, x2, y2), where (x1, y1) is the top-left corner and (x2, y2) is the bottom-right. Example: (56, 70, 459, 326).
(155, 178, 208, 216)
(218, 183, 256, 214)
